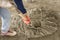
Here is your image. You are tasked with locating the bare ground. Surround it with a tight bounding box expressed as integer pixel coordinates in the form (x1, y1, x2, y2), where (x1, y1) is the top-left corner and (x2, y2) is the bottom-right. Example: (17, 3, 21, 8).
(1, 0, 60, 40)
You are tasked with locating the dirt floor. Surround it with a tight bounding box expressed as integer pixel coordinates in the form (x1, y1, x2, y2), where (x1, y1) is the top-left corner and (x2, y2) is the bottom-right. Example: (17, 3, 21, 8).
(1, 0, 60, 40)
(0, 16, 60, 40)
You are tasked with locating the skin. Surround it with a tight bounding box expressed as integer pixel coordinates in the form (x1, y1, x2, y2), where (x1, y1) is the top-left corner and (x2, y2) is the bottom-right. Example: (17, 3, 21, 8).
(18, 13, 29, 20)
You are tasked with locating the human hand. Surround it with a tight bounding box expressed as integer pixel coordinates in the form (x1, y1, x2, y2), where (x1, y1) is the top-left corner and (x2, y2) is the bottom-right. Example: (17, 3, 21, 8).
(22, 15, 30, 25)
(18, 13, 30, 25)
